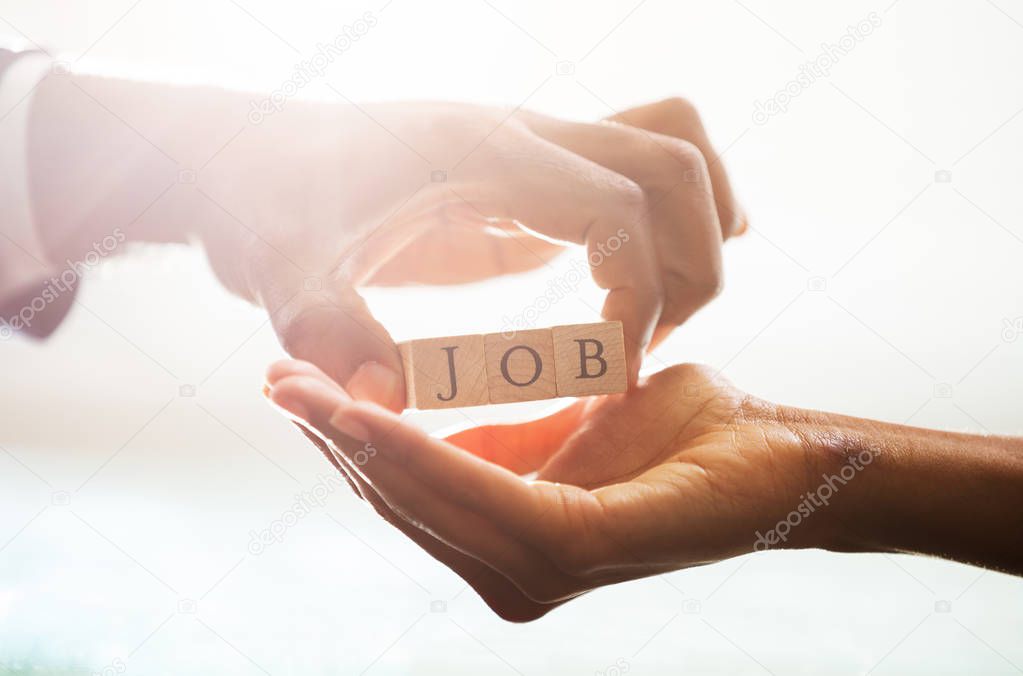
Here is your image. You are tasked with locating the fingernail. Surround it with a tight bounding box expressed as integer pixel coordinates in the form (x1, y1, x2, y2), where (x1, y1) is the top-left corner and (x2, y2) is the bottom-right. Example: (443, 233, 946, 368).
(347, 362, 402, 409)
(329, 404, 371, 442)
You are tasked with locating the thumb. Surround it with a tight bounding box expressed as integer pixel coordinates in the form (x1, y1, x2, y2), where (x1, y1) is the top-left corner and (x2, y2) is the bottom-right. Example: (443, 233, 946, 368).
(264, 275, 407, 412)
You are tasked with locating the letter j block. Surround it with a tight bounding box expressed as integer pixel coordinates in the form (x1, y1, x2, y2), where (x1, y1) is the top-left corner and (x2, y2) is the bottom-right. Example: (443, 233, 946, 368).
(398, 334, 488, 409)
(552, 321, 627, 397)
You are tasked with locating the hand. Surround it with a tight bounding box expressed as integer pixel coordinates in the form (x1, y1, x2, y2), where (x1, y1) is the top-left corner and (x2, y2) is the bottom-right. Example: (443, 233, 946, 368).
(267, 355, 1023, 620)
(199, 98, 744, 408)
(30, 67, 742, 404)
(265, 359, 825, 621)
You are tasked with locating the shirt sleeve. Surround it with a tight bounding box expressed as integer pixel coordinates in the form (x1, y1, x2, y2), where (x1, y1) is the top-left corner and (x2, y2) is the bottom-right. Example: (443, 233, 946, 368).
(0, 48, 77, 341)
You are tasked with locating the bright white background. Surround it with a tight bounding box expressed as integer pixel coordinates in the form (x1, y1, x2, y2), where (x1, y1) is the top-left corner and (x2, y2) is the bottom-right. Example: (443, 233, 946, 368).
(1, 0, 1022, 673)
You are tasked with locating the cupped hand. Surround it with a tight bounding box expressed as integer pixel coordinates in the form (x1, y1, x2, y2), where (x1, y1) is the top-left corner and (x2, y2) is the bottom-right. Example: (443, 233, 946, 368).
(203, 99, 743, 410)
(266, 359, 830, 622)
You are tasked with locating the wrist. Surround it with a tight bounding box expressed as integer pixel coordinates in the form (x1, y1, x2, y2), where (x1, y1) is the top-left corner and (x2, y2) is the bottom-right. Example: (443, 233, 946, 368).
(737, 398, 874, 553)
(780, 408, 899, 554)
(783, 405, 1023, 572)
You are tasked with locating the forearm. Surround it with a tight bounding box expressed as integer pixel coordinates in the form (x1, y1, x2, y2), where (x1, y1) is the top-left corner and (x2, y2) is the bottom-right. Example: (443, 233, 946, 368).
(26, 68, 252, 260)
(795, 408, 1023, 573)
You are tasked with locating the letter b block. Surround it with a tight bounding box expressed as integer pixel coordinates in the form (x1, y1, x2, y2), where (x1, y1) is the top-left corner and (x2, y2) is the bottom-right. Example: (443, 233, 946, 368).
(399, 334, 488, 409)
(553, 321, 627, 397)
(484, 329, 557, 403)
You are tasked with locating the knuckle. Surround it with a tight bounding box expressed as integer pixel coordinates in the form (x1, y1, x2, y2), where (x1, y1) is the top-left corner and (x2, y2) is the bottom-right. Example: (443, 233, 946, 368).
(278, 303, 333, 358)
(658, 96, 701, 121)
(611, 176, 647, 213)
(659, 137, 706, 173)
(660, 267, 723, 324)
(278, 313, 315, 357)
(634, 136, 709, 195)
(696, 266, 725, 301)
(598, 175, 648, 230)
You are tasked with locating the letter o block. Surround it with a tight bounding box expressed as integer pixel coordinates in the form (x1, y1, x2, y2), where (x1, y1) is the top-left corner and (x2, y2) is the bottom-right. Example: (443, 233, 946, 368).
(484, 329, 557, 404)
(552, 321, 627, 397)
(399, 334, 488, 409)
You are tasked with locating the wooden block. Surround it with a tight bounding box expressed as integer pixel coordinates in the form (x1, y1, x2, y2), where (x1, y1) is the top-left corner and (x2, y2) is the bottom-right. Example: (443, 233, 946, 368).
(552, 321, 627, 397)
(399, 334, 488, 409)
(483, 329, 557, 404)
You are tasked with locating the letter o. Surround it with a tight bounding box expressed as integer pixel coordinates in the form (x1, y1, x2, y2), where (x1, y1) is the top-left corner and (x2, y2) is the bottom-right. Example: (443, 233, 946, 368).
(500, 345, 542, 387)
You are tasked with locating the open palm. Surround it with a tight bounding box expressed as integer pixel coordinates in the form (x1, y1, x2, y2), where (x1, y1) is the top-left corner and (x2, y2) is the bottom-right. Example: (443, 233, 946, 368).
(268, 361, 821, 621)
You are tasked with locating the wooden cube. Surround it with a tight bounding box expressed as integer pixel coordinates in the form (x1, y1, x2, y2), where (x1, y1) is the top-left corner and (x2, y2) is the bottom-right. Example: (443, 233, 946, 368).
(552, 321, 627, 397)
(483, 329, 557, 404)
(398, 334, 488, 409)
(400, 322, 627, 410)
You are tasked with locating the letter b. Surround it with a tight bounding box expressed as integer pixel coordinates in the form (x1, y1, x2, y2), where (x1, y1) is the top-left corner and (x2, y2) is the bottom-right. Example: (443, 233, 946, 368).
(574, 338, 607, 379)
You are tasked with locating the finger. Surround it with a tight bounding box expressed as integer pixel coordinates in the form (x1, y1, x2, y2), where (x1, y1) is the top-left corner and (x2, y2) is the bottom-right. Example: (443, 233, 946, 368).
(283, 408, 564, 622)
(265, 369, 366, 497)
(445, 401, 587, 474)
(269, 363, 560, 617)
(521, 112, 723, 332)
(443, 126, 663, 383)
(271, 358, 568, 498)
(268, 360, 387, 503)
(270, 374, 594, 602)
(266, 358, 335, 388)
(609, 98, 745, 239)
(258, 268, 407, 412)
(274, 374, 548, 531)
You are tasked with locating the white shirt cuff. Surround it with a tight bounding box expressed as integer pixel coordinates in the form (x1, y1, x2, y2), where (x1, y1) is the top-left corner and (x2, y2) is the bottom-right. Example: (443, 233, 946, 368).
(0, 52, 53, 311)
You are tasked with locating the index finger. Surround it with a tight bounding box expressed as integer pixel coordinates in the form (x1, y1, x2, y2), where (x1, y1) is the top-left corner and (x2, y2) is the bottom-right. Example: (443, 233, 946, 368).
(444, 129, 666, 382)
(610, 97, 746, 239)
